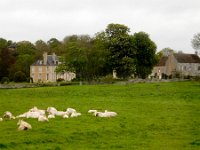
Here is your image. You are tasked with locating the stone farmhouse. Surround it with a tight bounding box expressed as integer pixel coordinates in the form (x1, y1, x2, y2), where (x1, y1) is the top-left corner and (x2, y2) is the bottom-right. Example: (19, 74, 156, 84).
(30, 52, 75, 83)
(151, 53, 200, 79)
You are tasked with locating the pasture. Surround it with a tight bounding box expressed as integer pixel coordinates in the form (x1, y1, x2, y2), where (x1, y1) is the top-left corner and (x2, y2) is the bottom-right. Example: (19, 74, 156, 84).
(0, 81, 199, 150)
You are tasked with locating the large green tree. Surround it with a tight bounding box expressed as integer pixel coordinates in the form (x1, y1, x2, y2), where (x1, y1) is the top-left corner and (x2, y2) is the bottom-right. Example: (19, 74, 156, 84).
(0, 38, 16, 80)
(105, 23, 136, 79)
(133, 32, 157, 78)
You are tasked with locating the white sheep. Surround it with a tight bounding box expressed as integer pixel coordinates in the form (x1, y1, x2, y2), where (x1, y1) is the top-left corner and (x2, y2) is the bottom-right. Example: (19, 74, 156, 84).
(26, 111, 41, 119)
(94, 110, 117, 117)
(3, 111, 15, 119)
(47, 107, 58, 115)
(38, 115, 48, 122)
(62, 114, 69, 118)
(55, 111, 68, 117)
(29, 106, 46, 115)
(88, 110, 97, 113)
(0, 118, 3, 121)
(48, 114, 55, 119)
(17, 120, 32, 131)
(70, 112, 81, 118)
(66, 108, 76, 115)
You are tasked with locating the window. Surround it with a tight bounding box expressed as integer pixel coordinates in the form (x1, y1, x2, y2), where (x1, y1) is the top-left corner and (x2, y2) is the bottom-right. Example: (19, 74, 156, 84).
(47, 74, 49, 80)
(31, 67, 35, 72)
(198, 66, 200, 71)
(184, 66, 186, 71)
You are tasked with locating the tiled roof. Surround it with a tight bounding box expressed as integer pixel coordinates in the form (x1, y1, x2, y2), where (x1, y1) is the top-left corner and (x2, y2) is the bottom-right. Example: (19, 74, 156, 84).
(156, 56, 168, 66)
(31, 55, 59, 66)
(174, 53, 200, 63)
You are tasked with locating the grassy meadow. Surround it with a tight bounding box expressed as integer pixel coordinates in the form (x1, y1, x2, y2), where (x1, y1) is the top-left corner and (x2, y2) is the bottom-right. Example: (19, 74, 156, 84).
(0, 81, 199, 150)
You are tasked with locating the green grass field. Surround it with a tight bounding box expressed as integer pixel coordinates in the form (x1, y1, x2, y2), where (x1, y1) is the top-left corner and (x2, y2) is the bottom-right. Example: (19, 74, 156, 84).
(0, 81, 199, 150)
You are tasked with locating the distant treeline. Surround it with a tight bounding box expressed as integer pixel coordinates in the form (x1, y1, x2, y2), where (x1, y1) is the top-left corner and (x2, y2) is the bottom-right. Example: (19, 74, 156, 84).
(0, 23, 159, 83)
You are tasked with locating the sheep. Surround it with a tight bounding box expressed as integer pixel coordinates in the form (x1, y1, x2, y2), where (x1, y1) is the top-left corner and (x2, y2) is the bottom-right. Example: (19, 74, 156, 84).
(16, 113, 27, 118)
(70, 112, 81, 118)
(47, 107, 57, 115)
(17, 120, 32, 131)
(3, 111, 15, 119)
(55, 111, 68, 117)
(104, 110, 117, 117)
(66, 108, 76, 116)
(29, 106, 46, 115)
(88, 109, 97, 113)
(47, 114, 55, 119)
(62, 114, 69, 118)
(0, 118, 3, 121)
(94, 110, 117, 117)
(26, 111, 41, 119)
(38, 115, 48, 122)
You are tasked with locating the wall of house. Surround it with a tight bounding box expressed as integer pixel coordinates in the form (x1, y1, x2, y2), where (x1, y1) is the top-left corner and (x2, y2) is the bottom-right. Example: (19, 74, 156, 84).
(165, 54, 177, 77)
(30, 66, 76, 83)
(176, 63, 200, 76)
(151, 66, 166, 79)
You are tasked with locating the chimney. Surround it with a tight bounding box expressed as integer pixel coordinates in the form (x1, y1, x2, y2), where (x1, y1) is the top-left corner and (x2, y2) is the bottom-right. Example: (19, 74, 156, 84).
(43, 52, 48, 65)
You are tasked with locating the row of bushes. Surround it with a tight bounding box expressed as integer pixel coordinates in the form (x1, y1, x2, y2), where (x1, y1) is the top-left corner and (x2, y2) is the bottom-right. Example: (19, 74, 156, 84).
(1, 71, 33, 84)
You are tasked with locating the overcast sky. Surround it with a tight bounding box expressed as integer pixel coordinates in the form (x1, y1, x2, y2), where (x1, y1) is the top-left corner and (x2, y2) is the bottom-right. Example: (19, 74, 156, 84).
(0, 0, 199, 53)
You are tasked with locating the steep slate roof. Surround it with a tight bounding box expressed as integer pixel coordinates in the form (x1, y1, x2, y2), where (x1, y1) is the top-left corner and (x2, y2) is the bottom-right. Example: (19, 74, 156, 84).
(174, 53, 200, 63)
(156, 56, 168, 66)
(31, 55, 59, 66)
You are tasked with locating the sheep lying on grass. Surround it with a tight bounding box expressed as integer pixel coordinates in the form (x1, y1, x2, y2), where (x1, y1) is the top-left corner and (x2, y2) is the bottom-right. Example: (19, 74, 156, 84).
(88, 110, 117, 118)
(17, 120, 32, 131)
(38, 115, 48, 122)
(3, 111, 15, 120)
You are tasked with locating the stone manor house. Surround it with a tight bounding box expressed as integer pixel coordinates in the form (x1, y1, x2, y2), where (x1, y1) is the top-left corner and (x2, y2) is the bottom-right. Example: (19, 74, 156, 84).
(151, 53, 200, 79)
(30, 52, 75, 83)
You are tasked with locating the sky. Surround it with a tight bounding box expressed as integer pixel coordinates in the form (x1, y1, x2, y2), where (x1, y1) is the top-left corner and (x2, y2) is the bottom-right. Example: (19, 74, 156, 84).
(0, 0, 199, 53)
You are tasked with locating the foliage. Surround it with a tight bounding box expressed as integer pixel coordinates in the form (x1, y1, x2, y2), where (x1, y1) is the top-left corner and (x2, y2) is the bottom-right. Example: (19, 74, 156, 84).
(0, 23, 161, 82)
(133, 32, 157, 78)
(105, 23, 136, 79)
(99, 74, 115, 83)
(0, 82, 199, 149)
(191, 33, 200, 51)
(63, 34, 109, 81)
(0, 77, 9, 84)
(35, 40, 49, 59)
(13, 71, 27, 82)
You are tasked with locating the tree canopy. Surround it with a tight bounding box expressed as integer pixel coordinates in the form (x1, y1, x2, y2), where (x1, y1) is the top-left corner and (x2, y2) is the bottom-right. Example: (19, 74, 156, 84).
(191, 33, 200, 54)
(0, 23, 159, 82)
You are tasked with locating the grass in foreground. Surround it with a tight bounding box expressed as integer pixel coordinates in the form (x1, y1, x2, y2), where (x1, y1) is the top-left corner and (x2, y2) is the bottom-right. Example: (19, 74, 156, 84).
(0, 81, 199, 149)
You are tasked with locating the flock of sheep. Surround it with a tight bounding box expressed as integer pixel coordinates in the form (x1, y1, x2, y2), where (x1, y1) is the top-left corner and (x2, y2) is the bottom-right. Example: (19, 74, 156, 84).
(0, 106, 117, 131)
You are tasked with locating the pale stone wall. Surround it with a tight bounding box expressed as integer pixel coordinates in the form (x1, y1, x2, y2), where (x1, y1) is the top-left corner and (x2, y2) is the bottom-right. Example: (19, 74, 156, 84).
(30, 65, 75, 83)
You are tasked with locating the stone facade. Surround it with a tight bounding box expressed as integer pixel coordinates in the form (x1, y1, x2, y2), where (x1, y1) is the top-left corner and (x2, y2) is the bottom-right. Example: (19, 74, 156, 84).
(151, 53, 200, 78)
(30, 52, 76, 83)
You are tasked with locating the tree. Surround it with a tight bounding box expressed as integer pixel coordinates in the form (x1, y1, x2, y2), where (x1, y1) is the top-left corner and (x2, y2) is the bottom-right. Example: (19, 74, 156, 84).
(133, 32, 157, 79)
(35, 40, 49, 59)
(15, 41, 36, 55)
(47, 38, 63, 55)
(191, 33, 200, 54)
(105, 23, 136, 79)
(0, 38, 16, 80)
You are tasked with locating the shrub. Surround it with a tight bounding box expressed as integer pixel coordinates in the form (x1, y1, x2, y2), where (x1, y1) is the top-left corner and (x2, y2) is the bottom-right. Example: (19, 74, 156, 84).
(1, 77, 10, 84)
(57, 78, 64, 82)
(13, 71, 27, 82)
(99, 74, 115, 83)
